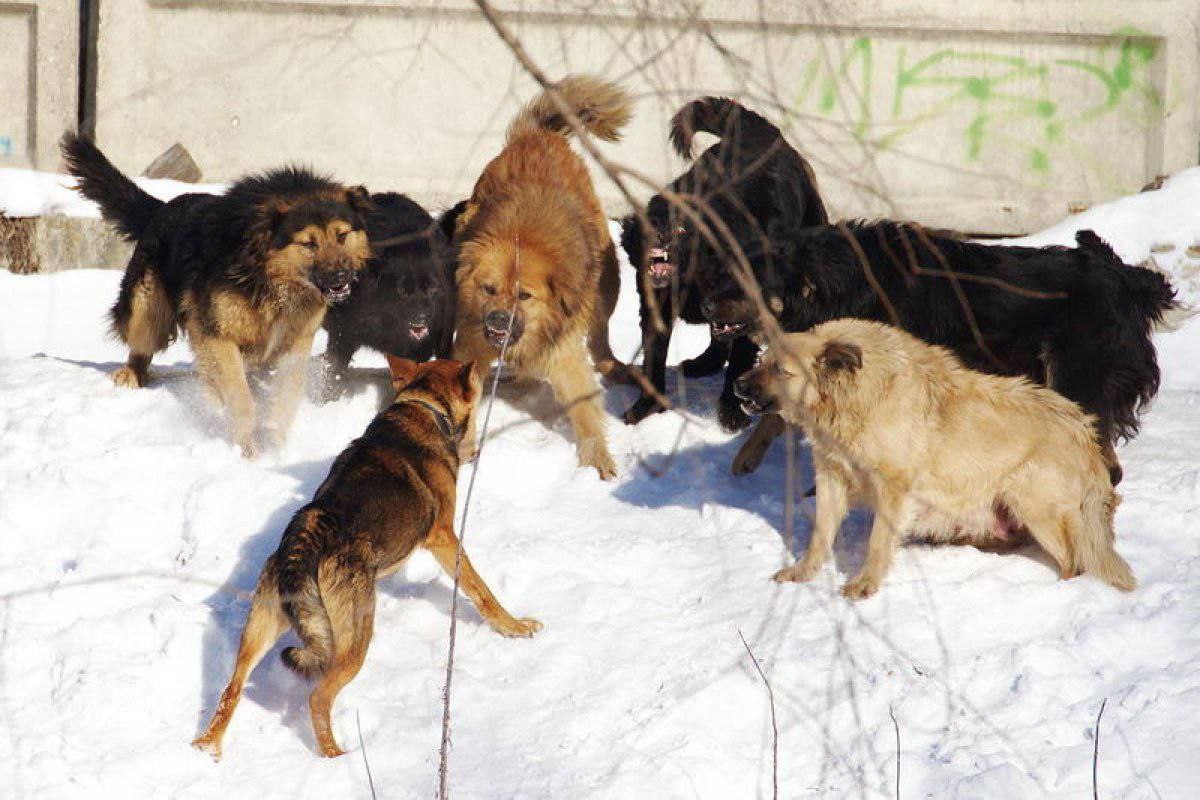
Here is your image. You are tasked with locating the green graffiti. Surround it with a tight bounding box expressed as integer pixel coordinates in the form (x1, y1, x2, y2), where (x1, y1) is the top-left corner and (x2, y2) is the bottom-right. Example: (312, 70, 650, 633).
(792, 28, 1162, 177)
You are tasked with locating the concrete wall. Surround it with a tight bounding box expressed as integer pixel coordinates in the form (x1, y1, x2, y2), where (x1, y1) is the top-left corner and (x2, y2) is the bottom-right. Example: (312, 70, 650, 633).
(0, 0, 77, 171)
(79, 1, 1200, 232)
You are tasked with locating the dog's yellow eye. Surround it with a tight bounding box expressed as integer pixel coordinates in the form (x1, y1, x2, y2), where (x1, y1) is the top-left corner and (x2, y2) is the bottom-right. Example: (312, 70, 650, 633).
(518, 290, 532, 301)
(337, 230, 349, 244)
(483, 284, 498, 296)
(299, 240, 318, 252)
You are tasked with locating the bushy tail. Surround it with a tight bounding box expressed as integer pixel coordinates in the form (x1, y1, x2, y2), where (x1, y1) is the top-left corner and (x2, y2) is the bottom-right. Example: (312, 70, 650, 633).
(669, 96, 785, 159)
(1075, 483, 1136, 591)
(1073, 230, 1176, 440)
(60, 133, 162, 241)
(275, 508, 337, 679)
(506, 74, 632, 143)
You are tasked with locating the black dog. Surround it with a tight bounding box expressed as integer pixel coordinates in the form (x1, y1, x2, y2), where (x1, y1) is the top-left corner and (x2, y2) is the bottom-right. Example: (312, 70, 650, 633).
(320, 192, 454, 396)
(619, 97, 828, 430)
(694, 218, 1175, 483)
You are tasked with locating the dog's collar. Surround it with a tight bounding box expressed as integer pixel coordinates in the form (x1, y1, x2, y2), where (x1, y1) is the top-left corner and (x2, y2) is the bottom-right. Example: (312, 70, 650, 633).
(400, 397, 463, 444)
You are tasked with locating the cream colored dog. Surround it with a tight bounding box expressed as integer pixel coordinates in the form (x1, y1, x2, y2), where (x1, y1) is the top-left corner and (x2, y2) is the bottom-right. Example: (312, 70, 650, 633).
(734, 319, 1137, 599)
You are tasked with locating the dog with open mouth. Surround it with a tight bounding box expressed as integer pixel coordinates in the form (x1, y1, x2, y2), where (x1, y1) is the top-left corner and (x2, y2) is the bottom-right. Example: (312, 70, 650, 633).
(447, 75, 633, 479)
(734, 319, 1137, 600)
(63, 133, 373, 456)
(319, 192, 454, 397)
(618, 96, 828, 430)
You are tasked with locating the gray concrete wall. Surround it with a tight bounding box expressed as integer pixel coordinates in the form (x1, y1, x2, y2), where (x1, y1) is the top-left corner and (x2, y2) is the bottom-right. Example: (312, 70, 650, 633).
(0, 0, 78, 171)
(69, 1, 1200, 232)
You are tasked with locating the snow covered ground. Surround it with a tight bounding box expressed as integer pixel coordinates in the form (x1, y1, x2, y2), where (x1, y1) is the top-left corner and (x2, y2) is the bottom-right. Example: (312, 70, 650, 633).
(2, 172, 1200, 799)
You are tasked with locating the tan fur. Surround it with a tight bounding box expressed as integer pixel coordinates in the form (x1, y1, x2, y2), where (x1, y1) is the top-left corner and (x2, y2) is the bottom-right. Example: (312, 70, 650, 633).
(192, 359, 541, 760)
(739, 319, 1136, 599)
(453, 75, 632, 479)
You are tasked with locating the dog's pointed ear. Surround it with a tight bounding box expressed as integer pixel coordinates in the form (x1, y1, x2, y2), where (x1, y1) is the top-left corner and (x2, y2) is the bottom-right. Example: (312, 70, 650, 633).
(817, 340, 862, 373)
(457, 360, 478, 396)
(386, 354, 419, 390)
(344, 185, 374, 216)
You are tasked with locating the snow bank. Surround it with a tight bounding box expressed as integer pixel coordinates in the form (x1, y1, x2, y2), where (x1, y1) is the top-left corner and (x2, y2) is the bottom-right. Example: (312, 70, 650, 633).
(0, 167, 224, 219)
(1, 191, 1198, 798)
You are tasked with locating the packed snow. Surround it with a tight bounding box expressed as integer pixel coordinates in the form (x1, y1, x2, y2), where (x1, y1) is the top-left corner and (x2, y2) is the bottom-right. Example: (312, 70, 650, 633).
(1, 171, 1199, 798)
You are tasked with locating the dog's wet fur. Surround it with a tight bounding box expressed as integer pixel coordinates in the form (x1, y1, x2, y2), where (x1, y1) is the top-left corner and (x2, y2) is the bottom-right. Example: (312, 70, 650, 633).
(618, 97, 828, 430)
(711, 220, 1175, 482)
(319, 192, 454, 397)
(62, 133, 373, 456)
(191, 357, 541, 760)
(736, 319, 1137, 599)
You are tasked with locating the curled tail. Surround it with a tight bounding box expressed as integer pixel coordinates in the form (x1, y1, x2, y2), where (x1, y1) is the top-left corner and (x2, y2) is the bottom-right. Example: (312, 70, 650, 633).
(669, 96, 784, 159)
(276, 508, 337, 679)
(1075, 482, 1136, 591)
(60, 133, 163, 241)
(507, 74, 632, 143)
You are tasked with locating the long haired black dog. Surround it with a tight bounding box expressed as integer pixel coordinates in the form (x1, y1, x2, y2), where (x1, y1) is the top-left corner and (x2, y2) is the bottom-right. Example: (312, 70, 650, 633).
(696, 218, 1175, 483)
(319, 192, 454, 398)
(618, 97, 828, 430)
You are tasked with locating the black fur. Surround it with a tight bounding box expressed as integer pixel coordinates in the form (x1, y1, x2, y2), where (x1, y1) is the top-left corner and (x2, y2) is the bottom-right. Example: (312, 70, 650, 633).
(696, 218, 1175, 480)
(320, 192, 455, 396)
(619, 97, 828, 430)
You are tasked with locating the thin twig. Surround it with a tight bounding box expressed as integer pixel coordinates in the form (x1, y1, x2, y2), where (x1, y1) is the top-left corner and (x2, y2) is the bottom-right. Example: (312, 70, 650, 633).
(889, 705, 900, 800)
(738, 629, 779, 800)
(356, 710, 378, 800)
(437, 279, 520, 800)
(1092, 697, 1108, 800)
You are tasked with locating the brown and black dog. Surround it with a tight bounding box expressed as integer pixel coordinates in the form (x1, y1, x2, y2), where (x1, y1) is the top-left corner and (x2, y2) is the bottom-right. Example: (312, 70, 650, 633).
(62, 134, 373, 456)
(192, 357, 542, 759)
(445, 75, 632, 479)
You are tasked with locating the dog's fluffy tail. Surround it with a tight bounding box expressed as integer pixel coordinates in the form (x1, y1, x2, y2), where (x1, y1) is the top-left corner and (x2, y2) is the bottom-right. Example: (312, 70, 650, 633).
(669, 96, 784, 159)
(276, 508, 337, 679)
(1075, 483, 1136, 591)
(60, 133, 163, 241)
(507, 74, 632, 143)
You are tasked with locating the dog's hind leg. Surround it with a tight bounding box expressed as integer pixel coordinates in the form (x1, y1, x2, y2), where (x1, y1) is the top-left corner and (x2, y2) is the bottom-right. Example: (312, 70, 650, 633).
(111, 250, 174, 388)
(307, 567, 375, 758)
(588, 243, 633, 384)
(732, 413, 786, 476)
(776, 466, 848, 583)
(192, 558, 289, 761)
(425, 523, 543, 638)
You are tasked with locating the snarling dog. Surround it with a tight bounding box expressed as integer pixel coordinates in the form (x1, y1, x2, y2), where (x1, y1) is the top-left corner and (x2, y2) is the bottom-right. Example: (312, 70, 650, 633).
(735, 319, 1137, 599)
(192, 358, 542, 760)
(63, 133, 372, 456)
(319, 192, 454, 397)
(619, 97, 828, 430)
(448, 75, 632, 479)
(703, 220, 1174, 483)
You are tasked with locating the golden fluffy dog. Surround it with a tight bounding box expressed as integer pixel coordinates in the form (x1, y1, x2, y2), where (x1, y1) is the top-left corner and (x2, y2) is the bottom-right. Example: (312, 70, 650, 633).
(734, 319, 1136, 599)
(449, 75, 631, 479)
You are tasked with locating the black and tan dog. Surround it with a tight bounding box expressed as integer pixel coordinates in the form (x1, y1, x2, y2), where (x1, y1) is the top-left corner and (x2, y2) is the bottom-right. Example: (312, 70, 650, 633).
(192, 357, 542, 760)
(618, 97, 828, 429)
(319, 191, 454, 397)
(62, 133, 373, 456)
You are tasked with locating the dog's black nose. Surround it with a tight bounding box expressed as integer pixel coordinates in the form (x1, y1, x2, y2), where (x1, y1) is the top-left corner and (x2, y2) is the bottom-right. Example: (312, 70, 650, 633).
(410, 311, 430, 327)
(485, 310, 512, 331)
(700, 298, 717, 319)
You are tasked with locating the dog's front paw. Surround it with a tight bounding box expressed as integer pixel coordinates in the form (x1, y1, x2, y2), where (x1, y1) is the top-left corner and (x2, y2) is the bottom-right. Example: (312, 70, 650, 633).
(718, 399, 752, 433)
(598, 359, 636, 386)
(237, 436, 260, 460)
(773, 559, 822, 583)
(579, 441, 618, 480)
(840, 573, 881, 600)
(680, 354, 724, 378)
(494, 616, 544, 638)
(191, 735, 223, 762)
(622, 395, 664, 425)
(111, 365, 144, 389)
(458, 439, 479, 463)
(732, 439, 767, 476)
